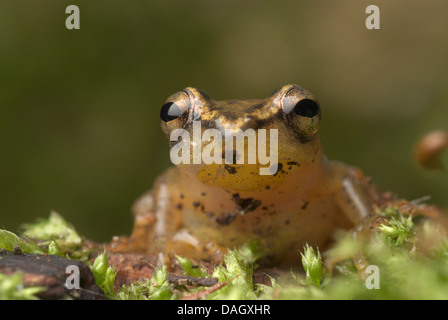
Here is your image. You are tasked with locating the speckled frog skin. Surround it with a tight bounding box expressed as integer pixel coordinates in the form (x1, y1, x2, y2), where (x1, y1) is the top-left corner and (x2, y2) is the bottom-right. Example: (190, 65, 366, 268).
(125, 84, 375, 267)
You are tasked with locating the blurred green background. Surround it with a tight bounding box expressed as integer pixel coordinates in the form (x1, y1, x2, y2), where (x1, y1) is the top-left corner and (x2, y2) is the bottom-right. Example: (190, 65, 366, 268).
(1, 0, 447, 242)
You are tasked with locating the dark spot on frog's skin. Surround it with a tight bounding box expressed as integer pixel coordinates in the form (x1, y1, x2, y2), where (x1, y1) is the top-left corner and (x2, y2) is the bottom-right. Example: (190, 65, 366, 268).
(215, 212, 237, 226)
(265, 185, 270, 190)
(301, 201, 309, 210)
(222, 150, 238, 164)
(201, 192, 206, 196)
(224, 165, 237, 174)
(262, 206, 268, 210)
(273, 163, 284, 176)
(231, 193, 262, 214)
(286, 161, 300, 171)
(193, 201, 201, 208)
(278, 163, 284, 172)
(180, 194, 185, 199)
(176, 203, 183, 210)
(285, 220, 290, 225)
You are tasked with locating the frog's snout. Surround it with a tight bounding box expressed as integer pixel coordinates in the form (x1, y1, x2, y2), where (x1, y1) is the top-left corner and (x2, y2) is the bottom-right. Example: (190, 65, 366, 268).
(213, 115, 258, 134)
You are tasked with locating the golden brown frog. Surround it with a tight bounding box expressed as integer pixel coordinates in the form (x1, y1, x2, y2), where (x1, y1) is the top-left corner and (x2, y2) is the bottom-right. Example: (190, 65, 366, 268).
(123, 84, 378, 267)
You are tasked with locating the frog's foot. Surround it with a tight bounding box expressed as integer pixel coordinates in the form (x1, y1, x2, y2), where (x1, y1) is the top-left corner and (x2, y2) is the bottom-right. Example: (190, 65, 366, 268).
(325, 214, 389, 278)
(170, 229, 226, 265)
(108, 211, 156, 253)
(324, 243, 372, 280)
(145, 229, 226, 270)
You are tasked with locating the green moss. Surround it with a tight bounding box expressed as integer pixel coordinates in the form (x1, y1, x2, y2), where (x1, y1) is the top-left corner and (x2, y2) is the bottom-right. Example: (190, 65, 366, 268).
(175, 254, 209, 278)
(301, 244, 323, 287)
(90, 250, 117, 297)
(0, 229, 43, 254)
(114, 266, 178, 300)
(0, 272, 45, 300)
(21, 211, 86, 259)
(2, 207, 448, 300)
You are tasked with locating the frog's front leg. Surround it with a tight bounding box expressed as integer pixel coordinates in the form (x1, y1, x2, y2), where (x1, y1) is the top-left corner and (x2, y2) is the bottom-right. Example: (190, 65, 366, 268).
(132, 191, 225, 264)
(331, 166, 387, 277)
(130, 171, 225, 265)
(335, 167, 376, 228)
(136, 175, 183, 265)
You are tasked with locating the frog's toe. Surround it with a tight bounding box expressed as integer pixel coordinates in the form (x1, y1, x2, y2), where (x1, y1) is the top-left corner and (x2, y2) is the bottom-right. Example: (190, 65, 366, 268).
(170, 229, 226, 264)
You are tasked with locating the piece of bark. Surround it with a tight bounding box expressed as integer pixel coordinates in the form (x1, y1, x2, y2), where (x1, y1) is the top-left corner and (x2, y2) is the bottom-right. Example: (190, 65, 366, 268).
(0, 249, 105, 300)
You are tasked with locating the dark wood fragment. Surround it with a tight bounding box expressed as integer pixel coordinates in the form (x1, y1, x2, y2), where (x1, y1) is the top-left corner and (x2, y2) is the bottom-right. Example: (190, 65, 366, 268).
(0, 249, 105, 300)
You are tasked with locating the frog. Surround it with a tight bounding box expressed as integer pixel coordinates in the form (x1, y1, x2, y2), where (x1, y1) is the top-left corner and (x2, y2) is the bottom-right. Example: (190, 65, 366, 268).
(116, 84, 381, 267)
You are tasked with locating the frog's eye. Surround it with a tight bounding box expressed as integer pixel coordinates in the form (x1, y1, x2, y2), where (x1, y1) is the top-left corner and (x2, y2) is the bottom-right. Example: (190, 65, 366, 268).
(160, 91, 192, 137)
(281, 88, 321, 137)
(290, 99, 320, 118)
(160, 91, 191, 123)
(160, 102, 183, 122)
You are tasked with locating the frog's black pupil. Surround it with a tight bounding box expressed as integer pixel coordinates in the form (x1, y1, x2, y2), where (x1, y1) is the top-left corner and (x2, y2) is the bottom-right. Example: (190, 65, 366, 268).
(293, 99, 320, 118)
(160, 102, 183, 122)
